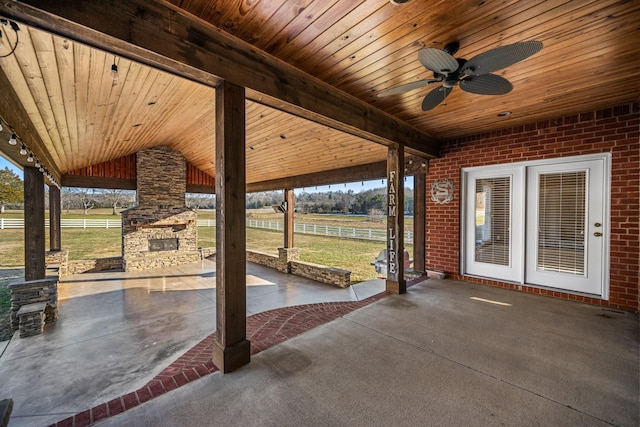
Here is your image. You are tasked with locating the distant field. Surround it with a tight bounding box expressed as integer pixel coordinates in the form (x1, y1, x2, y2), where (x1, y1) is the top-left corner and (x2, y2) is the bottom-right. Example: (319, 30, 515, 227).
(0, 209, 413, 283)
(0, 208, 412, 230)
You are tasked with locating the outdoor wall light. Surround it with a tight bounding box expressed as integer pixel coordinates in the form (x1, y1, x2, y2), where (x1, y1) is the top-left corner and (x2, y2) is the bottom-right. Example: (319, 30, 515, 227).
(19, 144, 27, 155)
(26, 152, 34, 162)
(34, 159, 40, 168)
(8, 133, 17, 145)
(111, 56, 119, 81)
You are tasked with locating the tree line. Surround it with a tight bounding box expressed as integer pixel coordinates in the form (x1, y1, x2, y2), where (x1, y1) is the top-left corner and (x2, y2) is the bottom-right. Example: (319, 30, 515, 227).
(2, 167, 414, 215)
(249, 187, 414, 215)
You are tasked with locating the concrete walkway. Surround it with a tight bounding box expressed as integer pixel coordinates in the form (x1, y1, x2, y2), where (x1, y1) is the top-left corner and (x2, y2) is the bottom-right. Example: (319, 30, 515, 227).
(1, 260, 638, 426)
(0, 259, 383, 426)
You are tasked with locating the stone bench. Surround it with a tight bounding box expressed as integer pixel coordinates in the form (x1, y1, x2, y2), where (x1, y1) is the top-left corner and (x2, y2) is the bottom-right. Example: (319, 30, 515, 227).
(8, 277, 59, 335)
(16, 302, 47, 338)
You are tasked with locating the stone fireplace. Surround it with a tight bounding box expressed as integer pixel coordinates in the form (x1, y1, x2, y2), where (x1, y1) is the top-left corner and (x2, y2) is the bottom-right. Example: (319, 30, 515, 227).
(121, 146, 199, 271)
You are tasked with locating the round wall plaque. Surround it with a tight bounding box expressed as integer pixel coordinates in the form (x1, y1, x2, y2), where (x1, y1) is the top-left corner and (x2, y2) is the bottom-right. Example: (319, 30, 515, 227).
(430, 179, 455, 204)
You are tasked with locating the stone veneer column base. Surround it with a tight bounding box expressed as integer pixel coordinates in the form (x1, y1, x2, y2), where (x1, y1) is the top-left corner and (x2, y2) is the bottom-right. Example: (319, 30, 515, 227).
(386, 279, 407, 294)
(211, 339, 251, 374)
(277, 247, 300, 273)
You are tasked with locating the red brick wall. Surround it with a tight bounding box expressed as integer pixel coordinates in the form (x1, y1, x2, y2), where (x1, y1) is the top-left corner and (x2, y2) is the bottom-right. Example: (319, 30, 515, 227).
(426, 102, 639, 311)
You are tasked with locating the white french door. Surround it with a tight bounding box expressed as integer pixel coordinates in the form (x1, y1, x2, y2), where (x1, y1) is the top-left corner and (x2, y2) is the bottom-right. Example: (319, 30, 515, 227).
(525, 159, 606, 295)
(464, 167, 523, 282)
(463, 155, 609, 297)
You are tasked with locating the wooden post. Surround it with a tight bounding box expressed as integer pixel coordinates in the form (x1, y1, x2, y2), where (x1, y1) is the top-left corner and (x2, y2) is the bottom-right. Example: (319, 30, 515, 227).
(24, 167, 45, 281)
(211, 80, 250, 373)
(386, 145, 406, 294)
(284, 188, 294, 248)
(413, 172, 426, 273)
(49, 185, 61, 251)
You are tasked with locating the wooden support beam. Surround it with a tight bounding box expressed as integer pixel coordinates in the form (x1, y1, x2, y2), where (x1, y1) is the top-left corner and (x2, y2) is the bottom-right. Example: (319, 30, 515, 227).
(413, 172, 426, 273)
(24, 167, 45, 281)
(211, 80, 250, 373)
(248, 162, 387, 193)
(0, 66, 61, 181)
(284, 189, 295, 249)
(61, 175, 136, 190)
(0, 0, 440, 158)
(385, 146, 406, 294)
(248, 157, 428, 193)
(186, 183, 216, 194)
(49, 186, 61, 251)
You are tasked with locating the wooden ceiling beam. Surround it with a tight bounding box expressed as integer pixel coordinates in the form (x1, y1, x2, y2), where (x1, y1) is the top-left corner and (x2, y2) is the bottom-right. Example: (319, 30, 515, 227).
(247, 157, 428, 193)
(0, 66, 61, 181)
(247, 161, 387, 193)
(61, 175, 136, 190)
(0, 0, 440, 158)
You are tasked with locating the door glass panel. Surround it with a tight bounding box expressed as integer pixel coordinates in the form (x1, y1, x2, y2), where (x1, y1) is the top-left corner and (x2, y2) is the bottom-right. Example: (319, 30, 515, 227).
(475, 177, 510, 266)
(537, 171, 586, 275)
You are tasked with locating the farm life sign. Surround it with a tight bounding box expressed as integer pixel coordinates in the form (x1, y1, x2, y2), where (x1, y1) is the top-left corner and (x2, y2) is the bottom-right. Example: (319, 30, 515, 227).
(387, 169, 400, 281)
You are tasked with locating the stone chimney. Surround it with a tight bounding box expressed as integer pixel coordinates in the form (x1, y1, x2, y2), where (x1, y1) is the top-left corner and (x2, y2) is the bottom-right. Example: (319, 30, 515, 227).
(121, 146, 198, 271)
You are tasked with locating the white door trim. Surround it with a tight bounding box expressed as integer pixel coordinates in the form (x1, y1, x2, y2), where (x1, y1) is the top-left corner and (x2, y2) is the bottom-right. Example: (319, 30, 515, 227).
(460, 153, 611, 298)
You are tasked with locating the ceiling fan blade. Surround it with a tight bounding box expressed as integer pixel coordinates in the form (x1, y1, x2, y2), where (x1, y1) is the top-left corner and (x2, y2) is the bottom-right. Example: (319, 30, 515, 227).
(377, 78, 440, 97)
(460, 73, 513, 95)
(418, 48, 459, 75)
(460, 41, 543, 76)
(421, 86, 452, 111)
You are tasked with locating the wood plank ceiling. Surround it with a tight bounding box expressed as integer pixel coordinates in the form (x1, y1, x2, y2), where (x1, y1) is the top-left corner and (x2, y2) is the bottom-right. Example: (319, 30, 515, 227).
(0, 0, 638, 188)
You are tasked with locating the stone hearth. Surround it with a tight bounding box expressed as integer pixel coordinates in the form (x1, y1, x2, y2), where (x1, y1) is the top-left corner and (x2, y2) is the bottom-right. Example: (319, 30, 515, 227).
(121, 146, 199, 271)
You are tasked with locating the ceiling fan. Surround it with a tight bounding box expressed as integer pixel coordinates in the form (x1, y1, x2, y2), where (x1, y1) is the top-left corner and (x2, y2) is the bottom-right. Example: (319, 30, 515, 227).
(377, 41, 543, 111)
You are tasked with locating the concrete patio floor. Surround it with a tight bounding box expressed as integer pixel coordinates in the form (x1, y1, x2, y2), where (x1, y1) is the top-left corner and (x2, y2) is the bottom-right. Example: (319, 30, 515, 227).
(102, 279, 639, 427)
(1, 260, 638, 426)
(0, 259, 384, 426)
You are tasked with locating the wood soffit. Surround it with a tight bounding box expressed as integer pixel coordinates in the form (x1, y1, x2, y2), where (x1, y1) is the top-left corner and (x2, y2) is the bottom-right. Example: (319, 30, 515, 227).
(0, 0, 638, 189)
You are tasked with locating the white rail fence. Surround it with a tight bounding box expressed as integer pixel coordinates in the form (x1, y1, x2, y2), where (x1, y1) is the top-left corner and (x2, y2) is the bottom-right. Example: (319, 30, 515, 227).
(0, 218, 413, 243)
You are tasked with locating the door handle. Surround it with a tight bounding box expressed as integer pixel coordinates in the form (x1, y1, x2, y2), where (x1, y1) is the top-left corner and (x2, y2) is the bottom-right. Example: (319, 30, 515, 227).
(594, 232, 602, 237)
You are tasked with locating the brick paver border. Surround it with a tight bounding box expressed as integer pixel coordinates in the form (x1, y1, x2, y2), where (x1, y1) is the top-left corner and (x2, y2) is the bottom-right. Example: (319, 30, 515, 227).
(48, 290, 397, 427)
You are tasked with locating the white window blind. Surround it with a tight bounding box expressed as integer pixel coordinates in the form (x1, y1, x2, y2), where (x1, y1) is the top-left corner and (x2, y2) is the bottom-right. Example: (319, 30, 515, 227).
(537, 171, 586, 275)
(475, 177, 510, 266)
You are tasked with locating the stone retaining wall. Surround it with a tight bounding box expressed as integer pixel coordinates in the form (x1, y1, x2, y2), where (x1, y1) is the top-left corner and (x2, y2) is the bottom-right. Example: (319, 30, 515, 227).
(290, 261, 351, 288)
(66, 257, 124, 275)
(49, 248, 351, 289)
(246, 250, 279, 269)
